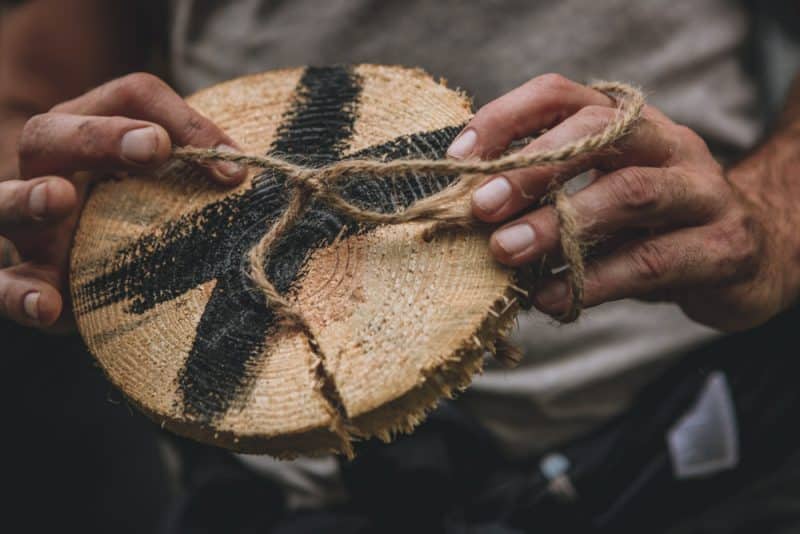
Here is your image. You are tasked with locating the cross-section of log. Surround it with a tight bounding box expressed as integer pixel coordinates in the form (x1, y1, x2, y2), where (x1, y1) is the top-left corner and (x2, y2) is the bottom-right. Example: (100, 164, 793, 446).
(70, 64, 519, 457)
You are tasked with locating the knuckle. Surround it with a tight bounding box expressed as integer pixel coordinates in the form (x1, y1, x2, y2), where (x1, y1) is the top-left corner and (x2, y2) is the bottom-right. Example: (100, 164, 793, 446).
(628, 240, 671, 281)
(108, 72, 164, 108)
(674, 124, 711, 154)
(609, 167, 660, 210)
(712, 212, 762, 281)
(691, 171, 727, 216)
(519, 74, 578, 128)
(18, 113, 51, 162)
(672, 123, 699, 141)
(531, 73, 573, 94)
(19, 113, 50, 153)
(471, 99, 522, 153)
(122, 72, 165, 91)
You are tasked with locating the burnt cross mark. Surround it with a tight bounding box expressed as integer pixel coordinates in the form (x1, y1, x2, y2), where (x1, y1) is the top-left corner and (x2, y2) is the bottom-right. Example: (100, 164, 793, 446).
(77, 66, 463, 424)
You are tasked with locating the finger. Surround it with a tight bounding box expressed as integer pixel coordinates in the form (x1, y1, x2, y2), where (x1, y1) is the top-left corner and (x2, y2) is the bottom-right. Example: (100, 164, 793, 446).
(18, 114, 173, 178)
(488, 167, 725, 266)
(471, 106, 681, 223)
(447, 74, 614, 160)
(530, 223, 746, 316)
(51, 73, 246, 184)
(0, 263, 63, 327)
(0, 176, 77, 231)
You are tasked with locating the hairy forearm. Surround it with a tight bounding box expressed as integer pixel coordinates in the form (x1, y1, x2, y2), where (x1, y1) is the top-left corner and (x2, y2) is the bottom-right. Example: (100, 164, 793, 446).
(727, 73, 800, 309)
(730, 75, 800, 196)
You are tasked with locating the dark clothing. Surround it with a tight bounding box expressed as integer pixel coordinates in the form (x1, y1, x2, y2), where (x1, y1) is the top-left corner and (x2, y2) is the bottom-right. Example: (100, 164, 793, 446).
(2, 323, 172, 533)
(156, 307, 800, 533)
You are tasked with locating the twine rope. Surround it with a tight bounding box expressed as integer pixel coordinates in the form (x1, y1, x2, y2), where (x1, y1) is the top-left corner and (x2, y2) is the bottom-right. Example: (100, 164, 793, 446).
(173, 81, 644, 325)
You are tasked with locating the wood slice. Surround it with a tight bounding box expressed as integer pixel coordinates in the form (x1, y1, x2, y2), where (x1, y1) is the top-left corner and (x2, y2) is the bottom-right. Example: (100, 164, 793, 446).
(70, 64, 519, 457)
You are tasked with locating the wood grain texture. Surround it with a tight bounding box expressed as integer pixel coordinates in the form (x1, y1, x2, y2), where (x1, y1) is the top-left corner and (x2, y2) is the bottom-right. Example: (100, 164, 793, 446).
(70, 64, 518, 457)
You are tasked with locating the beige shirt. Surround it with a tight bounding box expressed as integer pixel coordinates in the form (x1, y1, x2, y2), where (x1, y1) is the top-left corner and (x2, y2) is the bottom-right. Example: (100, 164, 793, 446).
(169, 0, 762, 504)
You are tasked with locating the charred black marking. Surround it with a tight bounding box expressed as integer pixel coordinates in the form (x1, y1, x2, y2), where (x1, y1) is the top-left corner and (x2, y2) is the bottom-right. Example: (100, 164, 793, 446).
(77, 64, 464, 423)
(272, 65, 362, 164)
(180, 65, 363, 420)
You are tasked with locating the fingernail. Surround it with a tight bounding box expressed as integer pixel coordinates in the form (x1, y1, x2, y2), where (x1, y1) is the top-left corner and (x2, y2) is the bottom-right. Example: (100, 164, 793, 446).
(495, 224, 535, 256)
(23, 291, 40, 322)
(473, 177, 511, 213)
(535, 281, 568, 309)
(29, 183, 48, 219)
(213, 144, 247, 181)
(447, 129, 477, 159)
(121, 127, 158, 164)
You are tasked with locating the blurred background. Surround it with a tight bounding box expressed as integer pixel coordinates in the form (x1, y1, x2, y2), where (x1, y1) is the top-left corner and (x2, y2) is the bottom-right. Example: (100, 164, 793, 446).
(1, 2, 800, 533)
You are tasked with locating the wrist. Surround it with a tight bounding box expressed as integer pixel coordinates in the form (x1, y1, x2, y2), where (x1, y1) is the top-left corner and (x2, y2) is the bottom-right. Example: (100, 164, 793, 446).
(727, 127, 800, 311)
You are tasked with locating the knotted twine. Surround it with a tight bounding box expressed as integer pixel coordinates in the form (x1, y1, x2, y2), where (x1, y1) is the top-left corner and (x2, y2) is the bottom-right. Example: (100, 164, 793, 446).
(173, 81, 644, 329)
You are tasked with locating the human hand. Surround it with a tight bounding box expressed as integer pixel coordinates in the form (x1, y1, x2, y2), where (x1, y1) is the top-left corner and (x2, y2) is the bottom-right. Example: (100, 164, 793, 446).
(0, 73, 247, 331)
(448, 74, 800, 332)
